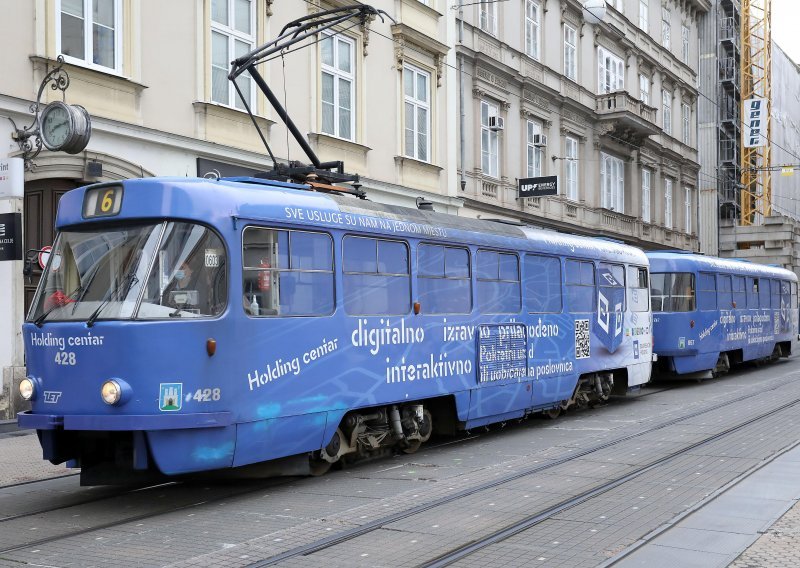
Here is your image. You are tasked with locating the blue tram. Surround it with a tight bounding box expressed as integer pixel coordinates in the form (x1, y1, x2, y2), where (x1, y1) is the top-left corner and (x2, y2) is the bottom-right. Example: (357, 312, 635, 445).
(648, 251, 799, 377)
(18, 176, 652, 483)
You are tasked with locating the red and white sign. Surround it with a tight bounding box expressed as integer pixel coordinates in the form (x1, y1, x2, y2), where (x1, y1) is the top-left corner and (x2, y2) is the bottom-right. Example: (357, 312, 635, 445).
(38, 246, 52, 270)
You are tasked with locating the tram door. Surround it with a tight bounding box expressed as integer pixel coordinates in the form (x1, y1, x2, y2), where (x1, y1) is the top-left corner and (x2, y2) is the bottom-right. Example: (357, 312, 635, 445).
(23, 179, 78, 312)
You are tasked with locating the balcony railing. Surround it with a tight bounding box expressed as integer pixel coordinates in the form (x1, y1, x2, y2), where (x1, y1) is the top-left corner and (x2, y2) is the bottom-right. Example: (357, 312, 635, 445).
(596, 91, 658, 125)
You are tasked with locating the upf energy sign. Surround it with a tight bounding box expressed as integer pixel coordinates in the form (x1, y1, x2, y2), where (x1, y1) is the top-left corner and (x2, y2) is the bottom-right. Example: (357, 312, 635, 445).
(519, 175, 558, 198)
(0, 213, 23, 262)
(743, 98, 767, 149)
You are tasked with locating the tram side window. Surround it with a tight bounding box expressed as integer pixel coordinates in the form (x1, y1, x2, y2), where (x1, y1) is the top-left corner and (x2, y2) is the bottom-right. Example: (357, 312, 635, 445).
(732, 276, 746, 308)
(566, 259, 595, 313)
(758, 278, 770, 309)
(524, 254, 562, 313)
(697, 272, 717, 311)
(599, 263, 625, 309)
(477, 250, 521, 314)
(344, 236, 410, 315)
(649, 272, 694, 312)
(771, 279, 781, 309)
(782, 280, 791, 310)
(718, 275, 733, 309)
(746, 277, 759, 308)
(417, 244, 472, 314)
(242, 228, 334, 316)
(627, 266, 650, 312)
(793, 282, 798, 310)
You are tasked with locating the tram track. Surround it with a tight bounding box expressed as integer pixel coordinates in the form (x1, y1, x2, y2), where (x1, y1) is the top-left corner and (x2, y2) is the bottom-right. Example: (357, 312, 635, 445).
(1, 369, 797, 562)
(240, 372, 800, 567)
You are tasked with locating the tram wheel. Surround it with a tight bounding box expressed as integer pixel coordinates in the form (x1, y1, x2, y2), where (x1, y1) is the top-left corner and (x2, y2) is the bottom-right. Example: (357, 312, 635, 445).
(402, 439, 422, 454)
(309, 453, 333, 476)
(545, 408, 561, 419)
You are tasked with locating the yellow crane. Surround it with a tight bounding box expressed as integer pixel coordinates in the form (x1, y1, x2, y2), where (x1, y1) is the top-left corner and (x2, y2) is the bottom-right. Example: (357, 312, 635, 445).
(740, 0, 772, 225)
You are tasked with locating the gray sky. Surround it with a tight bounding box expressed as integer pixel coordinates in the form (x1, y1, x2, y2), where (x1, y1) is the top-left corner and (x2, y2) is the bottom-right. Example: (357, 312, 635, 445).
(773, 1, 800, 64)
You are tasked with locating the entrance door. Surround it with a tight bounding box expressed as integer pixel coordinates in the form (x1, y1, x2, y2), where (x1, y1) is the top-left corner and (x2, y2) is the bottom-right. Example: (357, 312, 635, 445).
(23, 179, 79, 313)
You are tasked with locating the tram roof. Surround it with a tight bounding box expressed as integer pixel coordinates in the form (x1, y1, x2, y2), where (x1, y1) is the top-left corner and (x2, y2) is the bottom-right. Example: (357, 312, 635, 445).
(57, 176, 648, 264)
(647, 251, 797, 280)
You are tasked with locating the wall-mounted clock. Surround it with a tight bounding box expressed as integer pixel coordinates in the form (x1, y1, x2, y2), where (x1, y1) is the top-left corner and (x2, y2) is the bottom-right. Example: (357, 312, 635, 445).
(39, 101, 92, 154)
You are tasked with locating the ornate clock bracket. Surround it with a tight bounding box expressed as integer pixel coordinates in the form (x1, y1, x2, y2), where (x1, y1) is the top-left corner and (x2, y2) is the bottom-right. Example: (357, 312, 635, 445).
(7, 56, 91, 171)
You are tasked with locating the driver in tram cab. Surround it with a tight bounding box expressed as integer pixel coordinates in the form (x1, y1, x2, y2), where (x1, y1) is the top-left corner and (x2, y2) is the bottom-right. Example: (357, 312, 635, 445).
(166, 258, 207, 313)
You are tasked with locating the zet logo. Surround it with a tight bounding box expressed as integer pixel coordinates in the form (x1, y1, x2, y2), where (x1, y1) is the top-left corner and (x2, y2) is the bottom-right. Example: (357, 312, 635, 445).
(43, 391, 62, 404)
(159, 383, 183, 411)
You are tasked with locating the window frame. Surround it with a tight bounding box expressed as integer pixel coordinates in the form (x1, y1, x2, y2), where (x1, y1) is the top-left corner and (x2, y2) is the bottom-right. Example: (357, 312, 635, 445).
(684, 186, 692, 234)
(662, 6, 671, 50)
(403, 63, 432, 162)
(601, 152, 624, 213)
(417, 243, 472, 315)
(664, 177, 673, 228)
(681, 24, 690, 64)
(682, 102, 691, 145)
(480, 100, 500, 179)
(628, 265, 650, 312)
(524, 253, 563, 314)
(210, 0, 257, 110)
(525, 0, 541, 60)
(479, 0, 498, 35)
(639, 73, 650, 105)
(241, 226, 335, 318)
(56, 0, 123, 74)
(642, 168, 651, 223)
(320, 32, 356, 141)
(476, 249, 521, 314)
(639, 0, 649, 31)
(342, 235, 411, 316)
(663, 89, 672, 135)
(565, 136, 578, 201)
(566, 258, 596, 313)
(598, 46, 625, 94)
(526, 120, 543, 178)
(564, 23, 577, 81)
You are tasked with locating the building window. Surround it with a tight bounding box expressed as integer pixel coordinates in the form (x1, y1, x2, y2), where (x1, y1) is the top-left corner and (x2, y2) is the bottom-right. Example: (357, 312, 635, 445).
(525, 1, 541, 59)
(642, 168, 651, 223)
(565, 136, 578, 201)
(481, 100, 500, 178)
(664, 177, 673, 228)
(662, 7, 671, 50)
(639, 0, 648, 31)
(321, 33, 355, 140)
(598, 47, 624, 94)
(662, 89, 672, 135)
(526, 120, 543, 178)
(58, 0, 122, 72)
(601, 152, 624, 213)
(211, 0, 255, 110)
(639, 74, 650, 105)
(684, 186, 692, 233)
(564, 24, 577, 81)
(403, 64, 430, 162)
(608, 0, 624, 12)
(480, 1, 497, 35)
(681, 102, 690, 145)
(681, 25, 690, 64)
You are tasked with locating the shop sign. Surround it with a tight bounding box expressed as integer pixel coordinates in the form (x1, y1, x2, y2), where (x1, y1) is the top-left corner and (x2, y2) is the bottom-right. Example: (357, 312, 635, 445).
(0, 213, 23, 261)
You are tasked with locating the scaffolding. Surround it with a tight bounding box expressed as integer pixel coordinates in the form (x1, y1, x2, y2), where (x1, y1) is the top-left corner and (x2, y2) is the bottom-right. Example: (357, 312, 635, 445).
(718, 0, 742, 221)
(740, 0, 772, 224)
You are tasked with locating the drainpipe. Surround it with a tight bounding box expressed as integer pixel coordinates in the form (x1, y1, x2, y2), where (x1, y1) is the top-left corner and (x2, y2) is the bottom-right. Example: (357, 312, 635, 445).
(458, 0, 466, 193)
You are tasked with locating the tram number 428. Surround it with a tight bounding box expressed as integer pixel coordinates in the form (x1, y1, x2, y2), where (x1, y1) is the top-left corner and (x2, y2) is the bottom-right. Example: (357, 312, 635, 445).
(54, 351, 77, 365)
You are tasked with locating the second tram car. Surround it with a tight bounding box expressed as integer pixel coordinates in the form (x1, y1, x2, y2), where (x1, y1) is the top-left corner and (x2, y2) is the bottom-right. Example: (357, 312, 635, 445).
(19, 176, 653, 483)
(648, 251, 799, 377)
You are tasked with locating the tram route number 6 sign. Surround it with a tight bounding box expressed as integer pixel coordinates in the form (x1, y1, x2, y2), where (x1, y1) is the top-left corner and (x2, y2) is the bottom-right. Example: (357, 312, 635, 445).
(0, 213, 23, 262)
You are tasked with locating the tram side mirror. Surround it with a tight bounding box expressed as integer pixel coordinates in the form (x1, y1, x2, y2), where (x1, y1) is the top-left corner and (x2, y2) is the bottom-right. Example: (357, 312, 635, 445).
(23, 249, 47, 278)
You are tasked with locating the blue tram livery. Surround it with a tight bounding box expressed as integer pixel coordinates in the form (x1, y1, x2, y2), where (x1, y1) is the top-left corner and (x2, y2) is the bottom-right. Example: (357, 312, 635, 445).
(18, 177, 653, 483)
(648, 251, 799, 377)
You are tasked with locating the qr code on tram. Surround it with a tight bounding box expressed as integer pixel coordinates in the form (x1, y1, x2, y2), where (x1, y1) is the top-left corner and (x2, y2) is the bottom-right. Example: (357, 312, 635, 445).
(575, 319, 590, 359)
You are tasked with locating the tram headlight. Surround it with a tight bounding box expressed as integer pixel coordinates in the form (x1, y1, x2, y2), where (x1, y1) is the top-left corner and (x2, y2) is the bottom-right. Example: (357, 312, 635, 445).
(19, 378, 36, 401)
(101, 380, 122, 405)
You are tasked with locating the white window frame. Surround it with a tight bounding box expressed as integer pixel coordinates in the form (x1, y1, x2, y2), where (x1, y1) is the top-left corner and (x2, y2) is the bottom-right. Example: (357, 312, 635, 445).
(481, 100, 500, 178)
(320, 33, 356, 141)
(598, 47, 625, 94)
(564, 24, 577, 81)
(526, 120, 543, 178)
(525, 1, 541, 60)
(662, 89, 672, 135)
(639, 0, 648, 31)
(601, 152, 624, 213)
(609, 0, 624, 12)
(684, 186, 692, 234)
(56, 0, 123, 73)
(642, 168, 651, 223)
(681, 102, 690, 145)
(681, 25, 690, 64)
(403, 64, 431, 162)
(662, 7, 671, 50)
(211, 0, 256, 110)
(565, 136, 578, 201)
(639, 73, 650, 105)
(480, 1, 497, 36)
(664, 178, 673, 229)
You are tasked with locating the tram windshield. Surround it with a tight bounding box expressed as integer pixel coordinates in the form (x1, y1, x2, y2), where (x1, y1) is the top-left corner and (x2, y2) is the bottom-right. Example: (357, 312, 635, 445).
(650, 272, 695, 313)
(28, 222, 227, 323)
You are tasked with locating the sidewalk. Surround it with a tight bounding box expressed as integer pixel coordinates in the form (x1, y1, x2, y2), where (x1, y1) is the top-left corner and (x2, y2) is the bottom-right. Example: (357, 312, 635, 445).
(0, 424, 67, 486)
(609, 444, 800, 567)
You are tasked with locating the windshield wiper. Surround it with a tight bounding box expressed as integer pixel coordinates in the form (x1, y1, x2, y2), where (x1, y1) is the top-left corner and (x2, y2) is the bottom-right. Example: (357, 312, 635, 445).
(33, 281, 86, 327)
(86, 272, 139, 328)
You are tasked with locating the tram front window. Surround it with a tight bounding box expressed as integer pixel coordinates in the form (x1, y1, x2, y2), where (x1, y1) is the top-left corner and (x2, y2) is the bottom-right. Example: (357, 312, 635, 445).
(28, 222, 227, 323)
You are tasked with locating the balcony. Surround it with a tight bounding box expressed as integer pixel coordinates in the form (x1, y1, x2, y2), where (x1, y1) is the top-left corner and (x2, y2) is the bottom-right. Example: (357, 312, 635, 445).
(596, 91, 660, 146)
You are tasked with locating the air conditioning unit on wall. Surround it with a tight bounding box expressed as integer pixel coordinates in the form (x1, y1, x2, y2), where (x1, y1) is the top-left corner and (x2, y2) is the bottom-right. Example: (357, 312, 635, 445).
(489, 116, 504, 131)
(532, 134, 548, 147)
